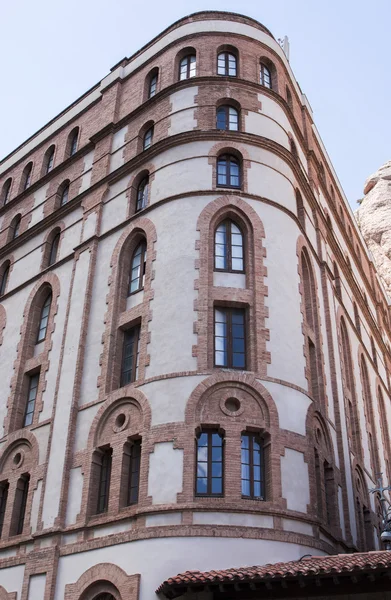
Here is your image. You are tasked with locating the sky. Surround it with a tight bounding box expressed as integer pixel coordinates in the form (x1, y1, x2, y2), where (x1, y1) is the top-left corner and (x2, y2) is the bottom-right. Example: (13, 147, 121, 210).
(1, 0, 390, 208)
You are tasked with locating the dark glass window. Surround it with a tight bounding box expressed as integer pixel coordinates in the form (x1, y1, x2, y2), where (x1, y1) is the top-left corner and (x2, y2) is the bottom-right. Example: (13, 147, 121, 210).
(127, 439, 141, 505)
(2, 179, 11, 205)
(217, 52, 237, 76)
(241, 433, 265, 499)
(214, 220, 244, 272)
(0, 265, 9, 296)
(70, 131, 78, 156)
(96, 447, 112, 514)
(214, 307, 246, 369)
(143, 127, 153, 150)
(121, 326, 140, 387)
(217, 155, 240, 188)
(60, 184, 69, 206)
(136, 177, 148, 212)
(179, 55, 196, 80)
(0, 482, 9, 538)
(260, 63, 271, 88)
(46, 148, 55, 174)
(24, 373, 39, 427)
(37, 294, 52, 342)
(48, 233, 60, 266)
(14, 475, 30, 535)
(23, 164, 32, 191)
(216, 105, 239, 131)
(129, 242, 146, 294)
(149, 73, 158, 98)
(196, 430, 223, 496)
(12, 215, 21, 239)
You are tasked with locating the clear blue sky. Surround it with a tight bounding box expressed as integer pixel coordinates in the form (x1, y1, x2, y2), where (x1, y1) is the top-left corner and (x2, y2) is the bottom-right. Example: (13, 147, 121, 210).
(1, 0, 389, 207)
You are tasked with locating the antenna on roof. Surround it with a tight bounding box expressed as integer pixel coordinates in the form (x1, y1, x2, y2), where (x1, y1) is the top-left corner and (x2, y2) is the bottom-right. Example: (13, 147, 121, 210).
(278, 36, 290, 61)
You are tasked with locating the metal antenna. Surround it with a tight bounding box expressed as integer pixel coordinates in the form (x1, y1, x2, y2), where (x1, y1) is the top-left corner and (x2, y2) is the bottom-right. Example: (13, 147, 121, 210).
(369, 473, 391, 550)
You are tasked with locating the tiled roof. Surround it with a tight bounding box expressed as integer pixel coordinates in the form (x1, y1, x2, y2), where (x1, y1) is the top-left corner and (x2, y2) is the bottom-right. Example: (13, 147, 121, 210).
(157, 551, 391, 596)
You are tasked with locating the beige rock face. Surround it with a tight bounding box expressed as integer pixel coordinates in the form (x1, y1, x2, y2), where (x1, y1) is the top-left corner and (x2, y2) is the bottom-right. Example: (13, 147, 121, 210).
(356, 160, 391, 294)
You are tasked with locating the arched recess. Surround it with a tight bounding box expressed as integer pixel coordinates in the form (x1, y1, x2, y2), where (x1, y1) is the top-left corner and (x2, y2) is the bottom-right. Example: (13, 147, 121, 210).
(79, 389, 151, 520)
(358, 351, 380, 478)
(175, 46, 197, 82)
(0, 304, 6, 345)
(259, 56, 278, 91)
(208, 141, 250, 193)
(6, 273, 60, 434)
(41, 224, 64, 270)
(126, 167, 155, 217)
(354, 464, 374, 551)
(182, 373, 280, 504)
(195, 195, 269, 375)
(98, 218, 157, 396)
(64, 563, 140, 600)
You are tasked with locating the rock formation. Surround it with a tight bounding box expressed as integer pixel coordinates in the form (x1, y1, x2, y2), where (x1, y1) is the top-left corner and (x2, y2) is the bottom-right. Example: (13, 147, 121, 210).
(356, 160, 391, 294)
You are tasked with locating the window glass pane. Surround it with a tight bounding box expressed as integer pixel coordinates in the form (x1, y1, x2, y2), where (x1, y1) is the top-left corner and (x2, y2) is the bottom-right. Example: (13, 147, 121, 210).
(198, 432, 208, 446)
(212, 433, 222, 446)
(189, 55, 196, 77)
(254, 481, 262, 498)
(212, 462, 222, 477)
(228, 107, 239, 130)
(196, 478, 207, 494)
(216, 107, 226, 130)
(211, 478, 222, 494)
(217, 54, 226, 75)
(228, 54, 237, 76)
(212, 446, 222, 461)
(197, 463, 208, 478)
(242, 479, 250, 496)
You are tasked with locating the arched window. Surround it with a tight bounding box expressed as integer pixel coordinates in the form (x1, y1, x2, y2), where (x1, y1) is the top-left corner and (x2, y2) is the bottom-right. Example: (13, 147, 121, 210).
(48, 232, 60, 266)
(148, 69, 158, 98)
(361, 356, 380, 476)
(21, 163, 33, 192)
(143, 127, 153, 150)
(217, 154, 241, 188)
(1, 178, 12, 205)
(378, 386, 391, 484)
(179, 54, 196, 80)
(195, 430, 224, 496)
(94, 446, 113, 514)
(370, 336, 378, 368)
(333, 261, 341, 299)
(286, 86, 293, 109)
(259, 63, 271, 88)
(93, 595, 116, 600)
(353, 302, 361, 335)
(296, 189, 305, 230)
(290, 138, 298, 158)
(313, 418, 336, 528)
(136, 177, 148, 212)
(217, 51, 237, 76)
(67, 127, 79, 157)
(43, 145, 55, 175)
(214, 219, 244, 272)
(11, 474, 30, 534)
(0, 481, 9, 538)
(241, 432, 265, 499)
(10, 214, 21, 240)
(340, 318, 360, 455)
(0, 262, 10, 296)
(129, 241, 147, 294)
(319, 162, 325, 182)
(37, 293, 52, 342)
(59, 182, 70, 206)
(355, 468, 374, 550)
(216, 105, 239, 131)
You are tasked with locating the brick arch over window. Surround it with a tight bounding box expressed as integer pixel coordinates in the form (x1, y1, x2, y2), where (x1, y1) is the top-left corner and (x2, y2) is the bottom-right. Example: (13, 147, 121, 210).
(175, 46, 197, 82)
(40, 223, 65, 270)
(208, 142, 251, 193)
(126, 166, 155, 217)
(259, 56, 278, 91)
(194, 195, 269, 374)
(64, 563, 140, 600)
(6, 274, 60, 434)
(182, 372, 280, 504)
(0, 429, 40, 541)
(78, 389, 151, 521)
(353, 464, 374, 551)
(99, 218, 157, 397)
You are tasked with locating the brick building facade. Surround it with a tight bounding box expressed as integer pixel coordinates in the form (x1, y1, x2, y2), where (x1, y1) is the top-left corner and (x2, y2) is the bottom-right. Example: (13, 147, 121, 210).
(0, 10, 390, 600)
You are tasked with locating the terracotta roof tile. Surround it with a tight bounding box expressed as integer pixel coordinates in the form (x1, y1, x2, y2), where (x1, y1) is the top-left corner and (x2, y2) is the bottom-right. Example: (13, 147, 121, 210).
(157, 551, 391, 595)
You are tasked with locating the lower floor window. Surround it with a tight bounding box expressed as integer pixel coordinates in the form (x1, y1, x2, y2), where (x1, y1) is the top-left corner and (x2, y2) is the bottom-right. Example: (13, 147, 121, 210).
(214, 307, 246, 369)
(241, 432, 265, 499)
(120, 326, 140, 387)
(196, 430, 223, 496)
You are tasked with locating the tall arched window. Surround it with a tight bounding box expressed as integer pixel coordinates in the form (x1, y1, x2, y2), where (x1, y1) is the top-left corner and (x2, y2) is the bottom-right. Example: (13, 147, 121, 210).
(340, 318, 361, 456)
(1, 178, 12, 205)
(195, 430, 224, 496)
(296, 189, 305, 230)
(214, 219, 244, 272)
(59, 182, 70, 206)
(136, 177, 148, 212)
(179, 54, 196, 80)
(10, 214, 21, 240)
(333, 261, 341, 299)
(43, 145, 55, 175)
(216, 105, 239, 131)
(143, 127, 153, 150)
(259, 63, 271, 88)
(0, 262, 10, 297)
(370, 336, 378, 368)
(129, 241, 147, 294)
(353, 302, 361, 335)
(378, 386, 391, 484)
(217, 51, 237, 76)
(148, 70, 158, 98)
(290, 138, 298, 158)
(286, 86, 293, 109)
(48, 232, 60, 266)
(360, 356, 380, 476)
(313, 417, 336, 528)
(21, 163, 33, 192)
(67, 127, 79, 157)
(37, 293, 52, 342)
(241, 432, 265, 499)
(355, 468, 374, 550)
(217, 154, 241, 188)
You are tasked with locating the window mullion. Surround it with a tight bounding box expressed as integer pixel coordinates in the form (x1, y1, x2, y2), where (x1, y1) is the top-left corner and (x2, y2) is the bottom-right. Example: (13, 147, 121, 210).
(227, 221, 232, 271)
(207, 432, 212, 495)
(228, 309, 233, 368)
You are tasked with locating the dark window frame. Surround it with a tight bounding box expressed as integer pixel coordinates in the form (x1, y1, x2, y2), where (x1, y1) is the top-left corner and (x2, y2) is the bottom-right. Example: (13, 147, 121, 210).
(24, 372, 40, 427)
(195, 429, 224, 497)
(70, 130, 79, 156)
(143, 127, 153, 151)
(0, 265, 9, 296)
(214, 306, 247, 370)
(60, 183, 69, 206)
(45, 147, 55, 174)
(23, 164, 33, 191)
(127, 439, 141, 505)
(120, 325, 141, 387)
(216, 154, 241, 189)
(260, 63, 272, 89)
(216, 105, 239, 132)
(0, 481, 9, 538)
(241, 432, 265, 500)
(129, 241, 147, 295)
(149, 73, 158, 98)
(136, 177, 149, 212)
(179, 54, 196, 80)
(217, 51, 237, 77)
(2, 179, 12, 205)
(96, 447, 112, 514)
(214, 219, 244, 273)
(48, 233, 60, 266)
(14, 474, 30, 535)
(36, 293, 52, 343)
(12, 215, 21, 240)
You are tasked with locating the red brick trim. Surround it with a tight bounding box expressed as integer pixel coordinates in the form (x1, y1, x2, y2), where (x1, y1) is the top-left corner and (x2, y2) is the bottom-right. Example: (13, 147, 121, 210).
(64, 563, 140, 600)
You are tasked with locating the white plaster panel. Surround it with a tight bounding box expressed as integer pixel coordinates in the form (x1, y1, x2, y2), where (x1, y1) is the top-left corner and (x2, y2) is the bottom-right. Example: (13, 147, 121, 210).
(58, 220, 83, 260)
(112, 126, 128, 152)
(148, 442, 183, 504)
(55, 537, 323, 600)
(150, 140, 213, 171)
(30, 479, 42, 534)
(169, 87, 198, 113)
(65, 467, 83, 526)
(0, 565, 24, 599)
(42, 249, 91, 527)
(83, 150, 94, 173)
(62, 532, 78, 545)
(79, 233, 120, 405)
(82, 211, 97, 242)
(74, 405, 101, 452)
(127, 289, 144, 310)
(28, 574, 46, 600)
(281, 448, 310, 513)
(145, 512, 182, 527)
(213, 272, 246, 288)
(338, 485, 346, 539)
(245, 111, 288, 148)
(10, 247, 43, 289)
(30, 183, 49, 227)
(193, 512, 273, 528)
(329, 425, 340, 469)
(168, 108, 196, 136)
(79, 170, 92, 194)
(282, 518, 313, 536)
(33, 424, 50, 464)
(151, 157, 211, 203)
(247, 162, 295, 211)
(0, 548, 17, 559)
(101, 191, 128, 234)
(260, 381, 310, 435)
(93, 520, 132, 539)
(140, 375, 206, 426)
